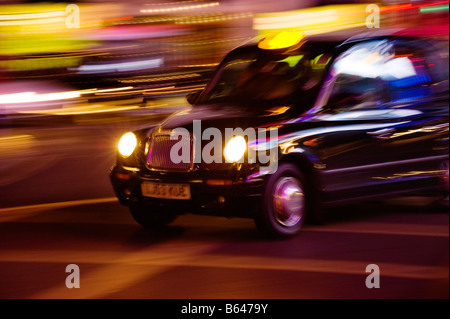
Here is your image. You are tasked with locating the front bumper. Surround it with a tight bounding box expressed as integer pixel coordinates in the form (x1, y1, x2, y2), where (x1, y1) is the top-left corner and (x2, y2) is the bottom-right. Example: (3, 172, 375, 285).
(110, 165, 266, 218)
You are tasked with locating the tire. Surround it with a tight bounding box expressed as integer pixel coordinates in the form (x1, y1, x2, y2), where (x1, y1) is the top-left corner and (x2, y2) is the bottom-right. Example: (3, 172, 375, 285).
(129, 204, 178, 228)
(255, 163, 313, 238)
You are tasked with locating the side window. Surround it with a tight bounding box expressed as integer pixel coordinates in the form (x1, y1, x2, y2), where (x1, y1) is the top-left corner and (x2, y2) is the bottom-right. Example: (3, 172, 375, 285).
(386, 40, 449, 103)
(327, 73, 383, 110)
(324, 39, 449, 113)
(325, 40, 393, 112)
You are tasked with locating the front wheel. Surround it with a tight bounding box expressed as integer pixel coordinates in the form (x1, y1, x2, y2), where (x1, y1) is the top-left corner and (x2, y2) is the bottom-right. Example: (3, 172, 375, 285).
(255, 163, 312, 238)
(129, 204, 178, 228)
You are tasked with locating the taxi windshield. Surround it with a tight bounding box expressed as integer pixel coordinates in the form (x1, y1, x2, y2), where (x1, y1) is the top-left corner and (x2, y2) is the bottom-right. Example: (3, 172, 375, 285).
(197, 41, 333, 107)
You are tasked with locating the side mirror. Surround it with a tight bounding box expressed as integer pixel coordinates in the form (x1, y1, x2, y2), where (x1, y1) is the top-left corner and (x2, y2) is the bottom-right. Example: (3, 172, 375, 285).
(186, 90, 202, 105)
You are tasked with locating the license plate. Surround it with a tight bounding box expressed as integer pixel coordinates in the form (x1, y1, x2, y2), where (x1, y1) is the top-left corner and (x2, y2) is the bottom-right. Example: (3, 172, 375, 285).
(141, 181, 191, 200)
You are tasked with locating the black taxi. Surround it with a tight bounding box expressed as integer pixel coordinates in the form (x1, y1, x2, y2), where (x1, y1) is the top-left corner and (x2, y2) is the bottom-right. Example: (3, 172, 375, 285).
(110, 30, 449, 238)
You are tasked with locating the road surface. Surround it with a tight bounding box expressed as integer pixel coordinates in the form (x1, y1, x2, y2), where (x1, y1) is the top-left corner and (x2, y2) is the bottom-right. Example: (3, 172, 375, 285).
(0, 114, 448, 299)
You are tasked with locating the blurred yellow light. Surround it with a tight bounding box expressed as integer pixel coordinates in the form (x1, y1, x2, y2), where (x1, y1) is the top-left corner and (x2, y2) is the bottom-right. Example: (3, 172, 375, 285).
(224, 136, 246, 163)
(258, 31, 305, 50)
(118, 132, 137, 158)
(0, 57, 81, 71)
(0, 10, 65, 20)
(0, 91, 80, 103)
(253, 4, 372, 36)
(140, 2, 219, 13)
(279, 55, 303, 67)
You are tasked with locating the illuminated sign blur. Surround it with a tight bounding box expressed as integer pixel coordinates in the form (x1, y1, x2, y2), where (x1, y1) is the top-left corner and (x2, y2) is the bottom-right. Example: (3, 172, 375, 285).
(257, 31, 306, 51)
(0, 2, 120, 56)
(253, 4, 371, 36)
(253, 2, 449, 36)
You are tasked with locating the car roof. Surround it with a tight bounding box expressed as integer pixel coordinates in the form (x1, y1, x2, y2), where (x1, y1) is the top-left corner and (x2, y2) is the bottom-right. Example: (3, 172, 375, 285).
(238, 27, 443, 53)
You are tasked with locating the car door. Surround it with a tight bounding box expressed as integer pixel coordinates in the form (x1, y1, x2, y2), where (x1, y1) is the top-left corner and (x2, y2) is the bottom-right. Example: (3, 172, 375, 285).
(366, 38, 449, 193)
(308, 38, 448, 202)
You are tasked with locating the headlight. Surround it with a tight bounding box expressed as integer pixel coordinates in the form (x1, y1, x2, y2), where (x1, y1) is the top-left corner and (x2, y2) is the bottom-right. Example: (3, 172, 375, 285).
(224, 136, 246, 163)
(118, 132, 137, 157)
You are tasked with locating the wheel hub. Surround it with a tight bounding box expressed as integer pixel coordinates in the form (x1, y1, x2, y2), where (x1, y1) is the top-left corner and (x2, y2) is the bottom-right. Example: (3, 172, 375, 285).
(272, 177, 305, 227)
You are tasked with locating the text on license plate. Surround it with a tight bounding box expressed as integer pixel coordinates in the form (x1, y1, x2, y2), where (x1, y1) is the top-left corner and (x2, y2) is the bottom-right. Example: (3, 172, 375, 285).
(141, 182, 191, 200)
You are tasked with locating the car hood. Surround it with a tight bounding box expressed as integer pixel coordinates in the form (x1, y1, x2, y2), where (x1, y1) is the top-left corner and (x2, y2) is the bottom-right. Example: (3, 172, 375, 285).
(159, 103, 294, 131)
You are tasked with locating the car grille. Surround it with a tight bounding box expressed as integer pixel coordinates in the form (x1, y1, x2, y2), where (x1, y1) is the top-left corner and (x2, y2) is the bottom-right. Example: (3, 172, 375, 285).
(146, 131, 193, 171)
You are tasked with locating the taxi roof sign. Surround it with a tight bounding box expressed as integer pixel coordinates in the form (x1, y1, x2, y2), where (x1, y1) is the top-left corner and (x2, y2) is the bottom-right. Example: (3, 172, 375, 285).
(258, 31, 306, 51)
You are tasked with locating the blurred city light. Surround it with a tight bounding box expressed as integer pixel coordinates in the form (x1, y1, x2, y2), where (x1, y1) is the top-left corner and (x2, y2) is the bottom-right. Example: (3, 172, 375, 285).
(0, 0, 448, 117)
